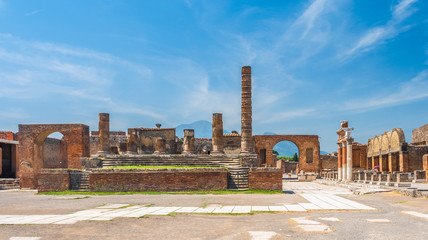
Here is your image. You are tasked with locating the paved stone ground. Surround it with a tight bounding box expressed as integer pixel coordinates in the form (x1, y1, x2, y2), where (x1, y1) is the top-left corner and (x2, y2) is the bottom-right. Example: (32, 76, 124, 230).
(0, 182, 427, 240)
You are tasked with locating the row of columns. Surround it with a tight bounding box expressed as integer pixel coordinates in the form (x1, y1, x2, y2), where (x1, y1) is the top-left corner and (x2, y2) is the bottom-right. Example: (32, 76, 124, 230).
(337, 140, 353, 181)
(367, 151, 408, 172)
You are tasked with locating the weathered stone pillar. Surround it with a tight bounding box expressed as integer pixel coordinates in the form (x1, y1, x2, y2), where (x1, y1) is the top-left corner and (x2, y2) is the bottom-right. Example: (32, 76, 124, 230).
(337, 144, 342, 180)
(380, 155, 388, 172)
(388, 153, 398, 172)
(423, 154, 428, 182)
(0, 147, 2, 174)
(342, 142, 347, 181)
(346, 139, 353, 181)
(97, 113, 110, 154)
(182, 129, 195, 154)
(399, 151, 409, 172)
(212, 113, 224, 155)
(154, 138, 166, 155)
(126, 129, 138, 154)
(241, 66, 254, 154)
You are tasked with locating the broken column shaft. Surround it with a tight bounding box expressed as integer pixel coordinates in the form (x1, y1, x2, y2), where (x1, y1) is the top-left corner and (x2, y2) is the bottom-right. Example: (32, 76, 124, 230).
(241, 66, 254, 154)
(212, 113, 224, 155)
(182, 129, 195, 154)
(97, 113, 110, 154)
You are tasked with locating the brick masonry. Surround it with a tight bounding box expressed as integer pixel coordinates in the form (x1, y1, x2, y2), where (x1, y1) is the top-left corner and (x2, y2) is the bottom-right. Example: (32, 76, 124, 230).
(37, 169, 69, 192)
(89, 169, 228, 192)
(248, 168, 282, 191)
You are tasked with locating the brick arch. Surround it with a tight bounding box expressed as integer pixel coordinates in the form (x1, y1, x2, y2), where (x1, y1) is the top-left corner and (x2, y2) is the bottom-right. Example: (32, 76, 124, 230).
(253, 135, 320, 172)
(17, 124, 90, 188)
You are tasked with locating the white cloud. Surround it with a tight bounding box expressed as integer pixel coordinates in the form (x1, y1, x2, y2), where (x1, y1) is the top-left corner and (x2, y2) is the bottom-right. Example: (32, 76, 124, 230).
(342, 69, 428, 111)
(294, 0, 327, 39)
(341, 0, 418, 60)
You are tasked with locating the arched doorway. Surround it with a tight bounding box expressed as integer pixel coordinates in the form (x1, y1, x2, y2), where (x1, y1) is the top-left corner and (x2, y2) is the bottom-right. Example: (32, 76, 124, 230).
(42, 132, 67, 168)
(273, 140, 299, 173)
(254, 135, 320, 173)
(17, 124, 90, 188)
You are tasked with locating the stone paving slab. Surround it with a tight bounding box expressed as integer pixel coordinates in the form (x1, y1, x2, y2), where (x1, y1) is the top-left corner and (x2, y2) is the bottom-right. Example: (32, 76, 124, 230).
(401, 211, 428, 221)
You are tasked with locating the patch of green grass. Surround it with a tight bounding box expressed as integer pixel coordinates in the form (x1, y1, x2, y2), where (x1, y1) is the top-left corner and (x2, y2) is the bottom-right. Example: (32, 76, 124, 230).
(38, 189, 283, 195)
(107, 165, 227, 170)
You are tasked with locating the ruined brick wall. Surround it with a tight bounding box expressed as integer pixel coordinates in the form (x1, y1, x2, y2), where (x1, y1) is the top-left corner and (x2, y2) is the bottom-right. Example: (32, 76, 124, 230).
(37, 169, 69, 192)
(283, 161, 298, 173)
(408, 145, 428, 171)
(0, 131, 16, 141)
(223, 134, 241, 155)
(320, 154, 337, 170)
(43, 138, 67, 168)
(90, 131, 127, 155)
(89, 169, 227, 191)
(248, 168, 282, 190)
(195, 138, 212, 154)
(130, 128, 176, 154)
(412, 123, 428, 144)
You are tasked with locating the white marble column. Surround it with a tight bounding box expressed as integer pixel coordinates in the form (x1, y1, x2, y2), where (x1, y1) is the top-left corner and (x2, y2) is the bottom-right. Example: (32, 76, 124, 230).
(342, 142, 347, 181)
(346, 139, 353, 181)
(337, 143, 342, 181)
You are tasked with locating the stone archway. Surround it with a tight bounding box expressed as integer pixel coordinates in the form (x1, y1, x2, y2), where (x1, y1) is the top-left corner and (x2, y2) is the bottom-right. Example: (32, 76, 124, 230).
(254, 135, 320, 173)
(17, 124, 90, 188)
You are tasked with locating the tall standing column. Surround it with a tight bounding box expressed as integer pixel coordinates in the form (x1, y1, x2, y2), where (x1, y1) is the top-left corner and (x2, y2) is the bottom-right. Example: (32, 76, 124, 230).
(241, 66, 254, 154)
(182, 129, 195, 154)
(97, 113, 110, 155)
(337, 144, 342, 180)
(346, 139, 353, 181)
(0, 147, 2, 174)
(212, 113, 224, 155)
(342, 142, 347, 180)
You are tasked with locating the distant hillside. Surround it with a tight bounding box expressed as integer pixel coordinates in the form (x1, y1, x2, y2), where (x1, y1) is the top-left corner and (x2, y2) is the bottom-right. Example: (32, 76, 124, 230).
(176, 120, 212, 138)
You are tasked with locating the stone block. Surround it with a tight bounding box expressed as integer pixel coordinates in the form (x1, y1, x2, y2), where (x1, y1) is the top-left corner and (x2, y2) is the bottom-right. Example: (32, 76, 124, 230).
(249, 168, 282, 190)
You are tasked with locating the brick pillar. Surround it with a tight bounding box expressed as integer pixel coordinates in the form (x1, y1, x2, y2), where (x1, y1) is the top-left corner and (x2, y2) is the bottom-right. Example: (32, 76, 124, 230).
(212, 113, 224, 155)
(346, 139, 353, 181)
(342, 142, 347, 180)
(423, 154, 428, 182)
(154, 138, 166, 155)
(388, 153, 398, 172)
(241, 66, 254, 154)
(182, 129, 195, 154)
(126, 129, 138, 154)
(337, 143, 342, 180)
(380, 155, 388, 172)
(97, 113, 110, 154)
(399, 151, 409, 172)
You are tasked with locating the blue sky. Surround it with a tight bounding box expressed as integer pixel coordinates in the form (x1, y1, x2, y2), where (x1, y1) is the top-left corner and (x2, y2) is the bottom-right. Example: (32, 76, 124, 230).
(0, 0, 427, 152)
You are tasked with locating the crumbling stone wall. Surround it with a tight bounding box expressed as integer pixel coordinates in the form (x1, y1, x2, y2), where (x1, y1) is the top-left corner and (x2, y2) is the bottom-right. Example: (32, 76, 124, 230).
(412, 123, 428, 144)
(37, 169, 70, 192)
(128, 127, 177, 154)
(43, 138, 67, 168)
(320, 154, 337, 170)
(90, 131, 127, 155)
(195, 138, 212, 154)
(223, 133, 241, 155)
(408, 145, 428, 171)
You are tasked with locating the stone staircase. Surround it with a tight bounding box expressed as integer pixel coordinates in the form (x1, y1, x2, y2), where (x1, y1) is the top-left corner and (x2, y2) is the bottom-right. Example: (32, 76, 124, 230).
(0, 178, 20, 190)
(227, 167, 249, 190)
(70, 170, 90, 191)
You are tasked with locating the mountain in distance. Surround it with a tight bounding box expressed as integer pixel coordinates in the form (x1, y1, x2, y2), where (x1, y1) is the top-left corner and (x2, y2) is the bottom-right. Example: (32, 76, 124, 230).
(176, 120, 231, 138)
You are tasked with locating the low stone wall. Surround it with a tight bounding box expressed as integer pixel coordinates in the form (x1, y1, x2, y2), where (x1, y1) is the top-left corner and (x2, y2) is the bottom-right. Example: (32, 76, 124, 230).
(248, 168, 282, 191)
(89, 168, 228, 192)
(37, 169, 70, 192)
